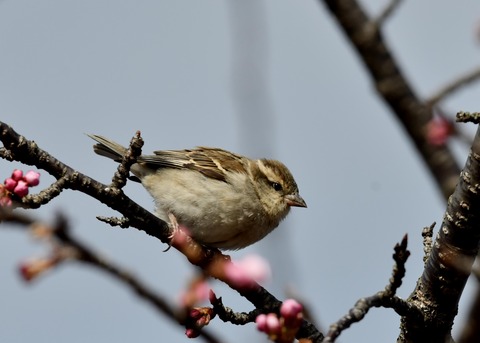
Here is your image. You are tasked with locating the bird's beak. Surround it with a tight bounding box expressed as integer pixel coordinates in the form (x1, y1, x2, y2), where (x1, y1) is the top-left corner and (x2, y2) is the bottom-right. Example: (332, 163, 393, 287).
(285, 194, 307, 208)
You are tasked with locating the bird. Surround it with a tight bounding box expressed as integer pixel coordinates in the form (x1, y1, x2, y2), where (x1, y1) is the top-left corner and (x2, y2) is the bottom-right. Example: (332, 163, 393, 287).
(88, 134, 306, 250)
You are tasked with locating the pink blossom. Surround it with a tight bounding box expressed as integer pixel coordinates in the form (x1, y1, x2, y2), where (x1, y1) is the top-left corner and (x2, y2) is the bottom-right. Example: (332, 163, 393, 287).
(185, 328, 200, 338)
(13, 180, 29, 197)
(178, 279, 210, 308)
(24, 170, 40, 186)
(280, 299, 303, 319)
(189, 307, 212, 327)
(426, 116, 454, 146)
(256, 313, 281, 334)
(0, 195, 12, 207)
(265, 313, 281, 333)
(256, 314, 268, 332)
(11, 169, 23, 181)
(224, 254, 271, 288)
(184, 307, 214, 338)
(193, 280, 210, 302)
(4, 178, 17, 192)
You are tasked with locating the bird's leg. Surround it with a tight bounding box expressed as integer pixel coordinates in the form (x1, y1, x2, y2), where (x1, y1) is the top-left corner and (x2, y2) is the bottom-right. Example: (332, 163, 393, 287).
(163, 213, 192, 252)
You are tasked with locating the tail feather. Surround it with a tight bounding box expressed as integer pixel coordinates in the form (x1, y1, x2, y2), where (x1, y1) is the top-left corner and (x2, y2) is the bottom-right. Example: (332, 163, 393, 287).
(87, 134, 128, 162)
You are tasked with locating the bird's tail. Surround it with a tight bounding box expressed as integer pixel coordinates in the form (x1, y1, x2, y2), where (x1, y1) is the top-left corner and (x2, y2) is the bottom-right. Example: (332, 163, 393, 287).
(87, 134, 128, 162)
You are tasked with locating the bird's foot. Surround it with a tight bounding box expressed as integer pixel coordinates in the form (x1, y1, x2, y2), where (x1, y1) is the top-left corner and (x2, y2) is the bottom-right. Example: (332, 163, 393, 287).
(163, 213, 192, 252)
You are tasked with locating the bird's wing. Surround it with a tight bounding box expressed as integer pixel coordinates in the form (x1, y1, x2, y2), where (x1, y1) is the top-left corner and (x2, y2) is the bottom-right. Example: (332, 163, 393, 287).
(140, 147, 247, 182)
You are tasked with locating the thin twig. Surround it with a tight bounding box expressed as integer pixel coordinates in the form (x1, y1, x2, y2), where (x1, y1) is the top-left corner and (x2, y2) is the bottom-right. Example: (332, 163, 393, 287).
(457, 111, 480, 124)
(210, 295, 261, 325)
(375, 0, 403, 26)
(323, 235, 420, 342)
(428, 67, 480, 107)
(96, 216, 131, 228)
(111, 131, 143, 189)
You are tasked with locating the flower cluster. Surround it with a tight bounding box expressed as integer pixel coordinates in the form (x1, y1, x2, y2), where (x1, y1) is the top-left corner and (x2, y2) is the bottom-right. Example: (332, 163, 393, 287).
(0, 169, 40, 206)
(178, 276, 213, 338)
(185, 307, 215, 338)
(256, 299, 304, 343)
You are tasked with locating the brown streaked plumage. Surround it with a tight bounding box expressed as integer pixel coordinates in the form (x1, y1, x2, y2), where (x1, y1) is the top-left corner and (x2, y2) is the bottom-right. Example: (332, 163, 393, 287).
(88, 134, 306, 250)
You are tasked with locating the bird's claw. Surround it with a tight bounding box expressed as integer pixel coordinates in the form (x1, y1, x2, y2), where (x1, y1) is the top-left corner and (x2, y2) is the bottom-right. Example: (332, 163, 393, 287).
(163, 213, 191, 252)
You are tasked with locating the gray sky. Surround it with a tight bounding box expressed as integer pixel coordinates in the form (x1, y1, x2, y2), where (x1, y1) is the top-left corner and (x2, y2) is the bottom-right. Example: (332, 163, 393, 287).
(1, 1, 479, 342)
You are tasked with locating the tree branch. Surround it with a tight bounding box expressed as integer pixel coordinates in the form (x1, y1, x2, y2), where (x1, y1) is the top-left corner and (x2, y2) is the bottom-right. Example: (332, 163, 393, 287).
(323, 235, 420, 342)
(374, 0, 403, 27)
(457, 268, 480, 343)
(0, 121, 323, 342)
(318, 0, 461, 199)
(427, 67, 480, 107)
(400, 125, 480, 342)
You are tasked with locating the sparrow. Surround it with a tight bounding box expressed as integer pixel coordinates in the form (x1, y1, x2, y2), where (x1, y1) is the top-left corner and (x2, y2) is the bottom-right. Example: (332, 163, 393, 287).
(88, 134, 307, 250)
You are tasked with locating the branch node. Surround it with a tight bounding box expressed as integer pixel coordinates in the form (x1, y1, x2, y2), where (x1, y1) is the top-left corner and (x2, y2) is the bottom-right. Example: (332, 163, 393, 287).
(324, 235, 412, 342)
(210, 295, 259, 325)
(374, 0, 403, 26)
(110, 131, 144, 189)
(422, 222, 435, 264)
(96, 216, 131, 228)
(456, 111, 480, 124)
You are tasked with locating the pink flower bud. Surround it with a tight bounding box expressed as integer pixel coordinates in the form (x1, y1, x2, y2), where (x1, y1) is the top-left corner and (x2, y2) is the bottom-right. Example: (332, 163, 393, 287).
(426, 116, 454, 146)
(11, 169, 23, 181)
(224, 262, 251, 288)
(256, 314, 268, 332)
(14, 180, 29, 197)
(185, 328, 200, 338)
(266, 313, 281, 334)
(224, 254, 271, 288)
(189, 308, 201, 319)
(178, 280, 210, 308)
(19, 258, 54, 282)
(4, 178, 17, 192)
(24, 170, 40, 186)
(193, 280, 210, 302)
(280, 299, 303, 319)
(0, 196, 12, 207)
(187, 307, 213, 329)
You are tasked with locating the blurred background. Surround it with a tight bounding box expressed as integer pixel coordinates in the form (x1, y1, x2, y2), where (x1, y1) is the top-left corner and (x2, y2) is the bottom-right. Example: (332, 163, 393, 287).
(1, 1, 479, 342)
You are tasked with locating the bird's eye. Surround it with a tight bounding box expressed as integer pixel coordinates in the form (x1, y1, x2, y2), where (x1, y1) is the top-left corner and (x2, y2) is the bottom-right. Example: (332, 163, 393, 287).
(271, 182, 283, 191)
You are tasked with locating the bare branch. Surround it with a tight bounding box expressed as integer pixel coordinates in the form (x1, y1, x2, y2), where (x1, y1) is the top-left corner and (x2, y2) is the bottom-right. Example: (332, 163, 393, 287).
(210, 294, 261, 325)
(96, 216, 131, 228)
(401, 126, 480, 341)
(0, 121, 170, 243)
(110, 131, 143, 189)
(428, 67, 480, 107)
(457, 111, 480, 124)
(457, 267, 480, 343)
(323, 235, 418, 342)
(318, 0, 460, 199)
(374, 0, 403, 26)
